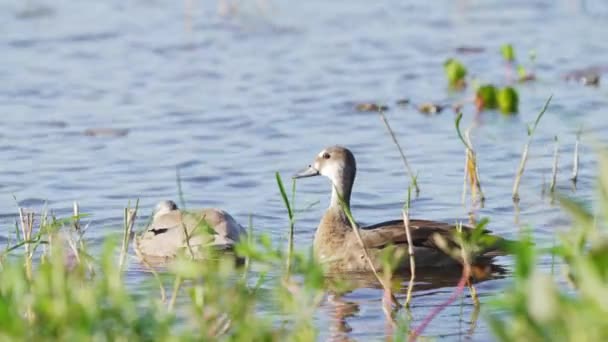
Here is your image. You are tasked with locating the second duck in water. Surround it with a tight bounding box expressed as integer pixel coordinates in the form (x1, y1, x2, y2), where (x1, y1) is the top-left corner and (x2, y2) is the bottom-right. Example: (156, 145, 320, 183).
(135, 200, 247, 261)
(294, 145, 506, 273)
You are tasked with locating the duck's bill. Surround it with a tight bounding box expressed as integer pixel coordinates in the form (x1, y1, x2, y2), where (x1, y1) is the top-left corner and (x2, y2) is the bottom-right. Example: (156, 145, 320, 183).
(293, 165, 320, 179)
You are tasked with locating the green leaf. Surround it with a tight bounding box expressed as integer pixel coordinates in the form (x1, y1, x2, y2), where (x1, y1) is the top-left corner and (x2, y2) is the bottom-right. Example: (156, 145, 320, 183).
(528, 95, 553, 136)
(501, 44, 516, 62)
(476, 84, 498, 110)
(557, 195, 594, 229)
(275, 172, 294, 221)
(497, 87, 519, 114)
(517, 65, 527, 79)
(444, 58, 467, 89)
(513, 229, 536, 281)
(454, 112, 472, 150)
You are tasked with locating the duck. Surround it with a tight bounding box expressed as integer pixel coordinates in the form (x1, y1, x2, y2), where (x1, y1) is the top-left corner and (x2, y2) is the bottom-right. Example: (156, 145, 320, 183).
(134, 200, 247, 260)
(293, 145, 506, 273)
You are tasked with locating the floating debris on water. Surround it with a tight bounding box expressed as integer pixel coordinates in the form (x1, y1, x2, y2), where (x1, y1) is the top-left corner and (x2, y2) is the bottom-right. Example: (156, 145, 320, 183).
(563, 66, 605, 86)
(452, 103, 464, 113)
(84, 128, 129, 137)
(355, 103, 389, 112)
(395, 98, 410, 107)
(454, 46, 485, 54)
(418, 103, 444, 115)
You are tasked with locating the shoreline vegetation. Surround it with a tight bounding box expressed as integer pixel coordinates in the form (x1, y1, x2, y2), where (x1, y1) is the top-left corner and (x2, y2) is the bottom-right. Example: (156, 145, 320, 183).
(2, 97, 607, 341)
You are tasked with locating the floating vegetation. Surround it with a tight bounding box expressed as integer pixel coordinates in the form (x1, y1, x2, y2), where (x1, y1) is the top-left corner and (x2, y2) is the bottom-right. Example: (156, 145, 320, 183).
(563, 66, 605, 86)
(474, 85, 518, 114)
(497, 86, 519, 114)
(517, 65, 536, 82)
(395, 98, 410, 107)
(455, 46, 485, 54)
(84, 127, 129, 137)
(355, 103, 389, 112)
(475, 85, 498, 112)
(418, 102, 444, 115)
(500, 43, 536, 83)
(500, 43, 516, 63)
(444, 58, 468, 90)
(489, 151, 608, 340)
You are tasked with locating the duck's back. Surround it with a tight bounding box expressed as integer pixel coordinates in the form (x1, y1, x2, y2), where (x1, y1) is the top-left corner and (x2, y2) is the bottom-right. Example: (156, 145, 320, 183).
(135, 208, 246, 258)
(314, 214, 505, 272)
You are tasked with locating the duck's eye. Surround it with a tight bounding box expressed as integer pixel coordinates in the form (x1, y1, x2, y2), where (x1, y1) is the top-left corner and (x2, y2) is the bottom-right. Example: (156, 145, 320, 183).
(322, 152, 330, 159)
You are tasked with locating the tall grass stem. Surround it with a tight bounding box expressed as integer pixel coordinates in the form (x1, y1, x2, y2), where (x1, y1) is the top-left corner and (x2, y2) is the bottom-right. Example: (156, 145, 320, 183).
(377, 109, 420, 195)
(512, 95, 553, 202)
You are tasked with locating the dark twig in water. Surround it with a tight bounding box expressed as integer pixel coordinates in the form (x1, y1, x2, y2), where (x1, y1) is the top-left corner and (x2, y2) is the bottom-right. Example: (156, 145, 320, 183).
(377, 108, 420, 195)
(176, 168, 187, 210)
(571, 126, 582, 183)
(550, 136, 559, 194)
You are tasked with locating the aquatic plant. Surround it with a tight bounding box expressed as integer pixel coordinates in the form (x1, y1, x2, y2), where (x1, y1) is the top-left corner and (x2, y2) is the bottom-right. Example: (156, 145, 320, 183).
(497, 86, 519, 114)
(572, 127, 582, 184)
(474, 84, 519, 114)
(377, 108, 420, 195)
(498, 43, 537, 83)
(455, 112, 485, 205)
(402, 187, 415, 308)
(501, 44, 516, 63)
(444, 58, 468, 90)
(0, 201, 326, 341)
(488, 150, 608, 341)
(475, 84, 499, 112)
(512, 95, 552, 202)
(550, 136, 560, 194)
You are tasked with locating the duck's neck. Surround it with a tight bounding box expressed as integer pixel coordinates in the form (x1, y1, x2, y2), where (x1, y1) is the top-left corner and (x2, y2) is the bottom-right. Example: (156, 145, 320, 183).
(328, 170, 354, 210)
(330, 182, 350, 209)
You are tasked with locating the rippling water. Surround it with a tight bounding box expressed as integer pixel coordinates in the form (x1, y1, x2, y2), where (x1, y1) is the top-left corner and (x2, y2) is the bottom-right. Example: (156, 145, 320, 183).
(2, 0, 608, 339)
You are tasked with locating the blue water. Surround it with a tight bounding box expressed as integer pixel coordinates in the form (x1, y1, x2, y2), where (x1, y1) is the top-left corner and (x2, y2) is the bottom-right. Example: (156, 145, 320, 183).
(2, 0, 607, 340)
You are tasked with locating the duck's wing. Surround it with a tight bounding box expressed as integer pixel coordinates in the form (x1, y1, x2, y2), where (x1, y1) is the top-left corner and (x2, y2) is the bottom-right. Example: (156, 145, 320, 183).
(136, 209, 245, 257)
(196, 208, 247, 246)
(136, 210, 192, 257)
(360, 219, 500, 255)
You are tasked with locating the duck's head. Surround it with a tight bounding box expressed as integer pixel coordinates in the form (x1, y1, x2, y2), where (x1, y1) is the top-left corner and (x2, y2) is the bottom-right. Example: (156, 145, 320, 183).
(294, 145, 357, 205)
(153, 200, 178, 220)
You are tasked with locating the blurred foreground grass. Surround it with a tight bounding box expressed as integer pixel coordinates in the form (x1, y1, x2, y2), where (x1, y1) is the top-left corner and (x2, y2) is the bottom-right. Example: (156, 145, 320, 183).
(487, 151, 608, 341)
(0, 202, 326, 341)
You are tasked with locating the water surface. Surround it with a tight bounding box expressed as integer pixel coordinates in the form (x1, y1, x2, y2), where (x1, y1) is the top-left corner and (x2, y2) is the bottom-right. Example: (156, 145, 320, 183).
(2, 0, 608, 340)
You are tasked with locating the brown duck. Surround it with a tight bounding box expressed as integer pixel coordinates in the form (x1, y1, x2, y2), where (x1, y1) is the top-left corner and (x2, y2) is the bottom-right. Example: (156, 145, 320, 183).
(135, 200, 247, 261)
(294, 145, 506, 273)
